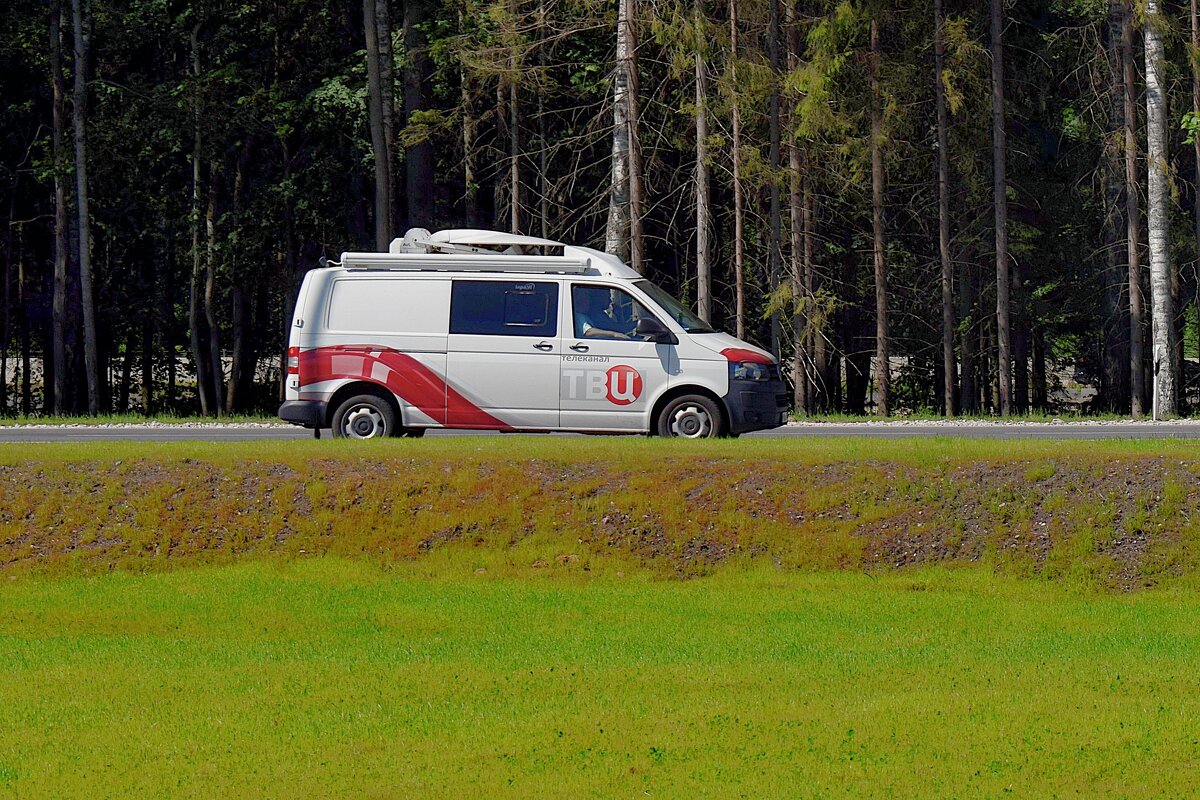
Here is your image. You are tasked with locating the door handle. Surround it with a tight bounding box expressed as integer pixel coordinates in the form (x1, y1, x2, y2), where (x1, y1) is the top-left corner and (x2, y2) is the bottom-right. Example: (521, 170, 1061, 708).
(533, 342, 554, 351)
(569, 343, 590, 352)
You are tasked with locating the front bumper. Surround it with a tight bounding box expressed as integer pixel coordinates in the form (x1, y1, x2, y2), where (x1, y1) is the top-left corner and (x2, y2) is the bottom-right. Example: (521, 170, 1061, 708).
(279, 399, 326, 428)
(723, 379, 789, 434)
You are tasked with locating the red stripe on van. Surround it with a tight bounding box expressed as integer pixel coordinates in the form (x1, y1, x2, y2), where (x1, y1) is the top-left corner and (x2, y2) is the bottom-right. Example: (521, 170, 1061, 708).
(720, 347, 774, 365)
(297, 346, 513, 430)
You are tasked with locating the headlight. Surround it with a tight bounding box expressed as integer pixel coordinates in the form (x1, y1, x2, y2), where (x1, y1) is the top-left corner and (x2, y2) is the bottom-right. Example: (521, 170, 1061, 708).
(729, 361, 772, 381)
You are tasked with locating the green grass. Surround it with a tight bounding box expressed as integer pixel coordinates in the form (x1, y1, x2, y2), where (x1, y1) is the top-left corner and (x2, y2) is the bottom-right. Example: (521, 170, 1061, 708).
(2, 559, 1199, 797)
(4, 439, 1200, 796)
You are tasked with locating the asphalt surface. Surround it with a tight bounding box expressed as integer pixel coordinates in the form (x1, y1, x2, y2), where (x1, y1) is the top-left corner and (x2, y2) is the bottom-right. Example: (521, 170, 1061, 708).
(2, 422, 1200, 443)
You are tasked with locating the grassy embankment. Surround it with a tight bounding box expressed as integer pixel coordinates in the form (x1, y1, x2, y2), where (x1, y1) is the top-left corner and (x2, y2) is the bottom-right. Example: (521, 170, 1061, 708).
(2, 438, 1200, 796)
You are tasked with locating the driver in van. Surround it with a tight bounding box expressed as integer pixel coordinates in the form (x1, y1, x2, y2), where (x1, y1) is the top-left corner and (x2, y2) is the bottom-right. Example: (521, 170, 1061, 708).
(574, 286, 634, 340)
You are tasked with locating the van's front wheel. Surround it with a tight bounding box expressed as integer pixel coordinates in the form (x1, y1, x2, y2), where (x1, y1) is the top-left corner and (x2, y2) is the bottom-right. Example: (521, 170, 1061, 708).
(655, 394, 725, 439)
(331, 394, 396, 439)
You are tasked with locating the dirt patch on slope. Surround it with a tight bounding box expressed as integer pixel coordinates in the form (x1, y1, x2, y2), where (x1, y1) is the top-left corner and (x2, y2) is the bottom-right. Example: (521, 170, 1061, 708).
(1, 453, 1197, 589)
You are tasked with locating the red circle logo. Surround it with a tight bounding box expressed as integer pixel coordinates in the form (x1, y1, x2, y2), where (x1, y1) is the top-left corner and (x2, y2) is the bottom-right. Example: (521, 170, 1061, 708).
(605, 364, 643, 405)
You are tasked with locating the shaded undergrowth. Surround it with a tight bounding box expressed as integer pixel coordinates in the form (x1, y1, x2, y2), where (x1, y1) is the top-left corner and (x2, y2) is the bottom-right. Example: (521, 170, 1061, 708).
(1, 439, 1198, 589)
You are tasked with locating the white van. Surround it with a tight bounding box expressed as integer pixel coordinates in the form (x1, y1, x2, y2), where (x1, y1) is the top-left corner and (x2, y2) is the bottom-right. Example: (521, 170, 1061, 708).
(279, 229, 788, 438)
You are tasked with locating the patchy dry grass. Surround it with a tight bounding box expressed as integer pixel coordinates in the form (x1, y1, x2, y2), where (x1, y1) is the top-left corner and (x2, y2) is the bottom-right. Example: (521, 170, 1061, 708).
(2, 437, 1200, 589)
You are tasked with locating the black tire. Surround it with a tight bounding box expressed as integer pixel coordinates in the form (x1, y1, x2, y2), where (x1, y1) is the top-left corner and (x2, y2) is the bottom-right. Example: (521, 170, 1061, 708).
(655, 394, 725, 439)
(330, 394, 396, 439)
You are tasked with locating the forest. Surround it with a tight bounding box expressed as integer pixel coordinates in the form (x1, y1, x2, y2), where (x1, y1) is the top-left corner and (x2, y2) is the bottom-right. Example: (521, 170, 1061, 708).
(1, 0, 1199, 418)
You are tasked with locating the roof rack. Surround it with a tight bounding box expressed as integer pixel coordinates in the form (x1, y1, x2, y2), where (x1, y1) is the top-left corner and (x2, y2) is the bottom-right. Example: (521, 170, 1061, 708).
(341, 252, 590, 274)
(334, 228, 643, 280)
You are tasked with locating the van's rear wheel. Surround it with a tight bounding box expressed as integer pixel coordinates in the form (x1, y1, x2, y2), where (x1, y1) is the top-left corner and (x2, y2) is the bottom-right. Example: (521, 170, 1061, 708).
(655, 394, 724, 439)
(331, 394, 395, 439)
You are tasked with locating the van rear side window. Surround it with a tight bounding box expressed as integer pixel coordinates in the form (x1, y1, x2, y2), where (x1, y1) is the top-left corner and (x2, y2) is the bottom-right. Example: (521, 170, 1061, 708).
(450, 280, 558, 337)
(326, 278, 449, 334)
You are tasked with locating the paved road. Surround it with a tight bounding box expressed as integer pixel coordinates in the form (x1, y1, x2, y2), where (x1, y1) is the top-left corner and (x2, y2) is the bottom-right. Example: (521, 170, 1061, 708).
(2, 422, 1200, 443)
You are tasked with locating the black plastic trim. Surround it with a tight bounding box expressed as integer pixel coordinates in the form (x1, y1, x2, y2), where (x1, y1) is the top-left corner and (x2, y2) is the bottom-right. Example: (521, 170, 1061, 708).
(279, 399, 326, 428)
(722, 378, 789, 434)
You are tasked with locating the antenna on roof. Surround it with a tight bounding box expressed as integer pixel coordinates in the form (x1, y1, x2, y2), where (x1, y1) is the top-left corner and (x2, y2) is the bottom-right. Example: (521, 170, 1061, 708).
(391, 228, 490, 255)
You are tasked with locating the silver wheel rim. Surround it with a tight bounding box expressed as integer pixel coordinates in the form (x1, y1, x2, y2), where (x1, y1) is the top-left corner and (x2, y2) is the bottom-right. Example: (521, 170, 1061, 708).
(668, 403, 713, 438)
(342, 405, 386, 438)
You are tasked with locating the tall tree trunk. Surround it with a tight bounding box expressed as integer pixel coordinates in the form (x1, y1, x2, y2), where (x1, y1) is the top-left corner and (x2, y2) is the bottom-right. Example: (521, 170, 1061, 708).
(804, 175, 817, 413)
(51, 0, 69, 415)
(1013, 267, 1028, 412)
(140, 254, 153, 415)
(459, 8, 480, 227)
(935, 0, 955, 416)
(1123, 2, 1145, 416)
(991, 0, 1011, 416)
(2, 215, 9, 415)
(606, 0, 642, 269)
(205, 175, 224, 414)
(364, 0, 392, 249)
(767, 0, 783, 358)
(226, 145, 250, 414)
(1145, 0, 1176, 416)
(537, 0, 550, 238)
(786, 2, 807, 412)
(189, 24, 211, 416)
(510, 31, 522, 236)
(1101, 0, 1131, 412)
(72, 0, 99, 415)
(694, 0, 711, 322)
(1192, 0, 1200, 408)
(1032, 327, 1048, 410)
(958, 256, 977, 413)
(404, 0, 436, 228)
(869, 17, 889, 416)
(729, 0, 745, 338)
(376, 0, 396, 235)
(19, 239, 31, 416)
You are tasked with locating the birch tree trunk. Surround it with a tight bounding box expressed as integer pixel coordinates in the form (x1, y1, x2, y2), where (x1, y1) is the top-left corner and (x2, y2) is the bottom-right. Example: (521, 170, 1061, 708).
(935, 0, 954, 416)
(870, 17, 889, 416)
(364, 0, 392, 249)
(72, 0, 99, 415)
(694, 0, 711, 322)
(1123, 1, 1144, 416)
(51, 0, 69, 415)
(606, 0, 642, 270)
(729, 0, 745, 338)
(1144, 0, 1176, 415)
(991, 0, 1011, 416)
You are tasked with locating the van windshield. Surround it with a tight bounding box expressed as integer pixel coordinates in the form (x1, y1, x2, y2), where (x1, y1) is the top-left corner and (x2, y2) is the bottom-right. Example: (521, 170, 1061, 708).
(634, 280, 715, 334)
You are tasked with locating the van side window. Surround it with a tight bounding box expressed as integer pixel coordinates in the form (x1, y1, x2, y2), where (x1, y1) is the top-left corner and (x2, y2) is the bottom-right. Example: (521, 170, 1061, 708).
(571, 284, 654, 340)
(450, 280, 559, 337)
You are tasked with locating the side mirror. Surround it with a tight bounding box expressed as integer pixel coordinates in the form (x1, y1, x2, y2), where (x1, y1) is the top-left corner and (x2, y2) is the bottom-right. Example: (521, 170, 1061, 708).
(635, 316, 677, 344)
